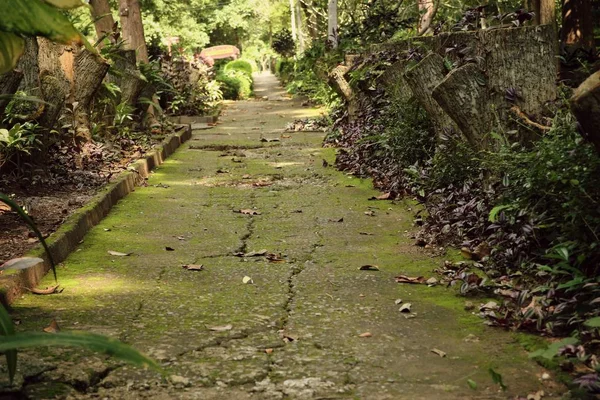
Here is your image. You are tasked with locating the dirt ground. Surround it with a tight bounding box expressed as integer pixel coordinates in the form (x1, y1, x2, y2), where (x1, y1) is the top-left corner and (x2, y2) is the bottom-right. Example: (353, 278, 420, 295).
(1, 73, 566, 400)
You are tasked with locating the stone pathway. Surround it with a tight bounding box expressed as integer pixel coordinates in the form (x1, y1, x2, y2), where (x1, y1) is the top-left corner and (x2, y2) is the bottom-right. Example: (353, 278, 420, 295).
(3, 73, 563, 399)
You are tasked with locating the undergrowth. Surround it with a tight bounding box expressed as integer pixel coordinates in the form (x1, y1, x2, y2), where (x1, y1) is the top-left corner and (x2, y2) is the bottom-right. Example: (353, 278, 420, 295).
(325, 44, 600, 393)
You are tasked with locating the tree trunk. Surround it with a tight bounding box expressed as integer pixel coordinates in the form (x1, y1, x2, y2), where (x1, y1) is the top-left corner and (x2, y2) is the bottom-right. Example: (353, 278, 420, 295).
(290, 0, 297, 45)
(328, 0, 338, 48)
(90, 0, 116, 43)
(570, 70, 600, 153)
(119, 0, 148, 63)
(561, 0, 594, 52)
(329, 65, 359, 120)
(0, 70, 23, 115)
(36, 38, 71, 130)
(72, 48, 110, 144)
(110, 49, 147, 108)
(295, 0, 305, 53)
(377, 59, 412, 103)
(404, 53, 457, 138)
(418, 0, 438, 35)
(526, 0, 555, 25)
(432, 64, 493, 150)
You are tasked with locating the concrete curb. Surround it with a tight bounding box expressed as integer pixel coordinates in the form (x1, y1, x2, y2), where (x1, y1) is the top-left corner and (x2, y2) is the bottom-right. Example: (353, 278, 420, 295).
(0, 125, 193, 307)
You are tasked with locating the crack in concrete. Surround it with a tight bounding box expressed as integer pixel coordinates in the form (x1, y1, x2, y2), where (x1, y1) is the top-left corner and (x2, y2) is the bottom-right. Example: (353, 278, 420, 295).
(235, 192, 257, 255)
(279, 223, 324, 332)
(176, 325, 272, 358)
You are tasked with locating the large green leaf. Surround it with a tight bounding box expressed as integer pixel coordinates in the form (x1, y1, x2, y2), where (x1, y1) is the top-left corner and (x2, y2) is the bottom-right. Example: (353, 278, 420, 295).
(42, 0, 86, 9)
(0, 193, 57, 281)
(0, 0, 84, 44)
(0, 32, 25, 74)
(0, 331, 162, 372)
(0, 306, 17, 384)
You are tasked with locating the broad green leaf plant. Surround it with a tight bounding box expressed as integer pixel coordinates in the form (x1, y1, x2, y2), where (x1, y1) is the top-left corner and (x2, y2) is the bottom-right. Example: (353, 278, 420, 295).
(0, 194, 162, 384)
(0, 0, 93, 74)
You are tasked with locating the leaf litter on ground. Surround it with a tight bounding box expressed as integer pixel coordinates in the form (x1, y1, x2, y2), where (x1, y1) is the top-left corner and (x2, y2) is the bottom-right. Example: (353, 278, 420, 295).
(108, 250, 132, 257)
(234, 249, 268, 257)
(26, 285, 62, 295)
(431, 348, 447, 358)
(208, 324, 233, 332)
(43, 319, 60, 333)
(182, 264, 204, 271)
(395, 275, 426, 284)
(359, 265, 380, 271)
(237, 209, 261, 215)
(399, 303, 412, 313)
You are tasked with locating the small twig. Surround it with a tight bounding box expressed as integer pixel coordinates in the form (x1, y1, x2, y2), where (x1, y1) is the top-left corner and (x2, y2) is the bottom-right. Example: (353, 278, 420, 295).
(509, 105, 551, 132)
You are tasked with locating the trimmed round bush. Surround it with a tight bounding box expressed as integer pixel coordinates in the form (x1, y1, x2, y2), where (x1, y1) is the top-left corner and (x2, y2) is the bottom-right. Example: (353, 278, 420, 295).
(223, 60, 253, 77)
(216, 70, 253, 100)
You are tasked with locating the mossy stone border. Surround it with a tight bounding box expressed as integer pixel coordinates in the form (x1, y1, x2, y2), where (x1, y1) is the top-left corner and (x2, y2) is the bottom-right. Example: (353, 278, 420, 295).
(0, 125, 193, 307)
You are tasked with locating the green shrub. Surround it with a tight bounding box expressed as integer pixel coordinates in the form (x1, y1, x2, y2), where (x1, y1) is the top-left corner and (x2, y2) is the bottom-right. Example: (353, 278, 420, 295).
(275, 58, 294, 81)
(488, 111, 600, 271)
(224, 59, 253, 77)
(216, 70, 253, 100)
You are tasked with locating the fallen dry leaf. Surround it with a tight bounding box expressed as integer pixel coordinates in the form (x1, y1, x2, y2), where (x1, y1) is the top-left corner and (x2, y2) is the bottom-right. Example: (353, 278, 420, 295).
(431, 348, 447, 358)
(527, 390, 545, 400)
(108, 250, 132, 257)
(359, 265, 380, 271)
(238, 209, 261, 215)
(235, 249, 268, 257)
(395, 275, 426, 284)
(182, 264, 204, 271)
(265, 348, 274, 354)
(281, 134, 292, 139)
(368, 192, 392, 201)
(399, 303, 412, 313)
(243, 276, 254, 284)
(208, 324, 233, 332)
(282, 333, 297, 342)
(27, 285, 62, 295)
(267, 253, 286, 263)
(43, 319, 60, 333)
(460, 247, 473, 260)
(252, 181, 272, 187)
(426, 277, 438, 285)
(358, 332, 372, 338)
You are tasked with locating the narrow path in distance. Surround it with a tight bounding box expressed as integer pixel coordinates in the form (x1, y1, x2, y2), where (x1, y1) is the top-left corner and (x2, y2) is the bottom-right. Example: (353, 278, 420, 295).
(6, 73, 562, 400)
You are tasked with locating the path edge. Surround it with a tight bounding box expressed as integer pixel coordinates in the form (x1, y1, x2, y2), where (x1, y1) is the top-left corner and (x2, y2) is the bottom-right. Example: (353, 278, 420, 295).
(0, 125, 193, 307)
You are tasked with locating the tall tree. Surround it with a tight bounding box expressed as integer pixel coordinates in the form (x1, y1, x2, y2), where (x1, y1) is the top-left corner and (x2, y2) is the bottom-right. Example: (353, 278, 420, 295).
(295, 0, 305, 53)
(525, 0, 556, 25)
(89, 0, 115, 42)
(418, 0, 438, 35)
(561, 0, 594, 52)
(328, 0, 338, 48)
(119, 0, 149, 63)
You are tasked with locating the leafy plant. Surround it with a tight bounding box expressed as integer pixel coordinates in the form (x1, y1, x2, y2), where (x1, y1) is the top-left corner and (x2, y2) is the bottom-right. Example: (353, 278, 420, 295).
(0, 122, 42, 170)
(272, 29, 295, 58)
(0, 0, 92, 74)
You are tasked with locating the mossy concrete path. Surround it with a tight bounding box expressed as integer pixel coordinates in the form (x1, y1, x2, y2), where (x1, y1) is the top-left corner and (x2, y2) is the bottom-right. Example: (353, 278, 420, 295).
(4, 73, 562, 399)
